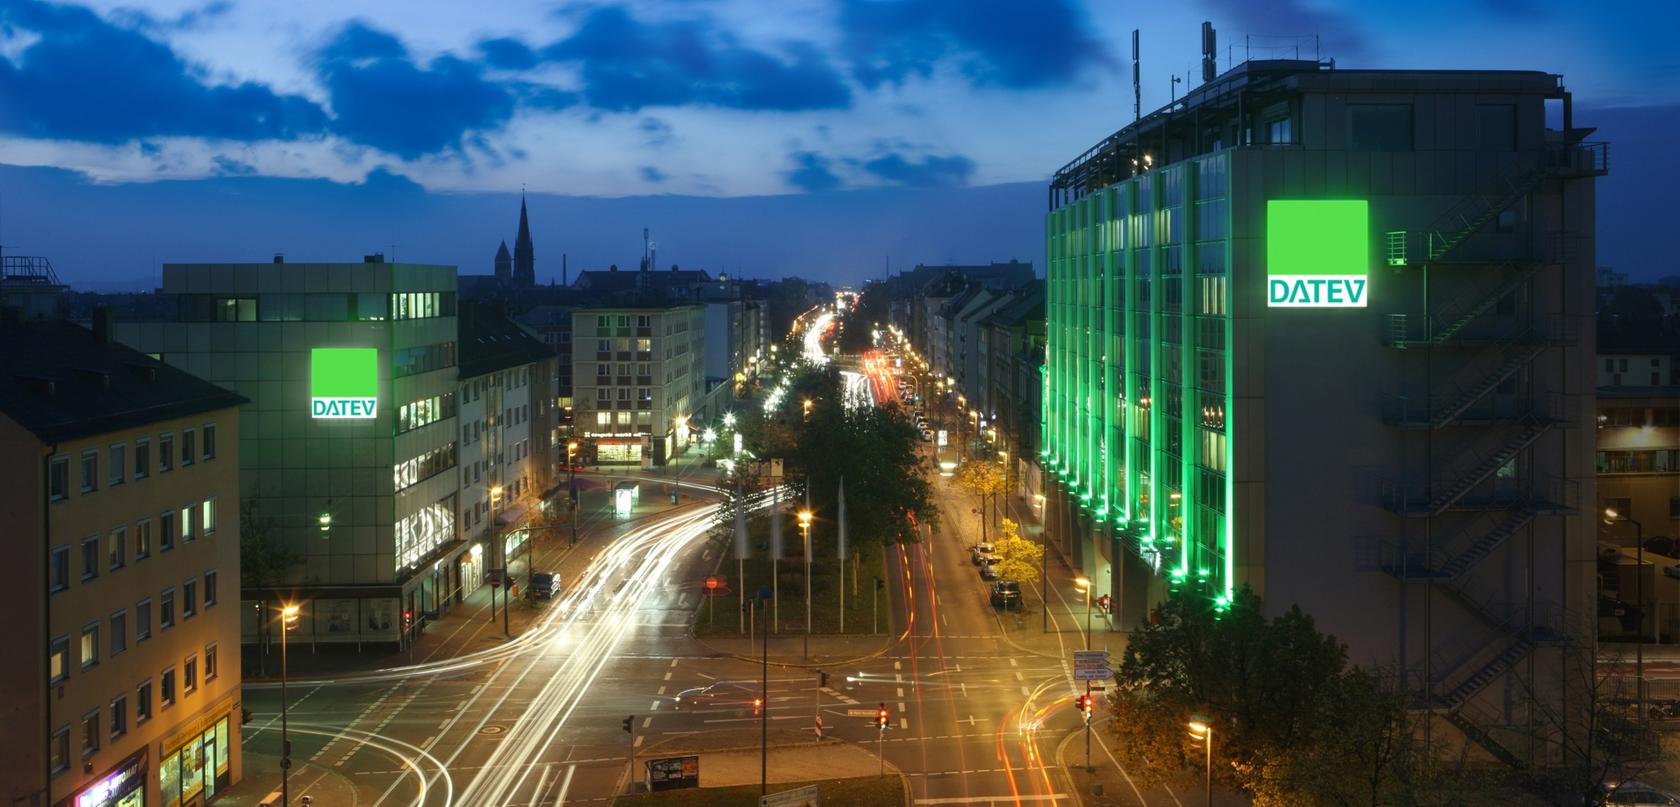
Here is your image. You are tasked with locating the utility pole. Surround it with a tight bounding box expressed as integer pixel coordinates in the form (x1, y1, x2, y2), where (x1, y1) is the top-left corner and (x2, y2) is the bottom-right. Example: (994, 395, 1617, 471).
(760, 588, 770, 798)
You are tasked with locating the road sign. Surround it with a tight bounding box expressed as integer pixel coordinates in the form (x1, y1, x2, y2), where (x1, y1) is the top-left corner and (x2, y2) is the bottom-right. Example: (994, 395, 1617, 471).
(1074, 666, 1114, 681)
(1073, 650, 1110, 664)
(761, 784, 819, 807)
(846, 708, 879, 718)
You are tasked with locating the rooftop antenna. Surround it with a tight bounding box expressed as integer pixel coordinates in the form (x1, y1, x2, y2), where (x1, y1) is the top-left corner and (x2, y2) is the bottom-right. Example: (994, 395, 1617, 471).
(1131, 29, 1141, 122)
(388, 243, 398, 262)
(1171, 74, 1182, 104)
(1201, 21, 1217, 83)
(642, 227, 650, 271)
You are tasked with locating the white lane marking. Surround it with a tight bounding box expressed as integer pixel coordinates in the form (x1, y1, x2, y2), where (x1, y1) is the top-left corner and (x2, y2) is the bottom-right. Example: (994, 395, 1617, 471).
(641, 716, 652, 728)
(555, 764, 577, 805)
(1020, 686, 1031, 697)
(896, 687, 904, 698)
(1009, 658, 1018, 667)
(663, 672, 673, 681)
(894, 661, 902, 671)
(670, 659, 679, 668)
(899, 717, 908, 730)
(528, 764, 553, 807)
(657, 686, 667, 696)
(634, 735, 644, 748)
(898, 701, 906, 712)
(649, 700, 660, 711)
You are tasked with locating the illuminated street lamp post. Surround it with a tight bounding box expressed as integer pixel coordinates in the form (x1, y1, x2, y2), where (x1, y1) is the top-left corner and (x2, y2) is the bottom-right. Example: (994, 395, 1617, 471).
(567, 442, 580, 547)
(279, 603, 300, 806)
(799, 509, 813, 659)
(1188, 719, 1213, 807)
(490, 484, 508, 637)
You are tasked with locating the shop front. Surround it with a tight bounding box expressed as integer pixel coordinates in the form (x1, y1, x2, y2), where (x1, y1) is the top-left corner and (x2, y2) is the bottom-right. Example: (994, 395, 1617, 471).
(458, 542, 484, 601)
(596, 436, 644, 464)
(64, 750, 145, 807)
(158, 709, 234, 807)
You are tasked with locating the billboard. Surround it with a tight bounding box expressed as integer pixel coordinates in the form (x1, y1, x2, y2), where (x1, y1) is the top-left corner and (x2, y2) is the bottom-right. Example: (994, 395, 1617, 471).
(311, 347, 379, 418)
(1266, 199, 1369, 308)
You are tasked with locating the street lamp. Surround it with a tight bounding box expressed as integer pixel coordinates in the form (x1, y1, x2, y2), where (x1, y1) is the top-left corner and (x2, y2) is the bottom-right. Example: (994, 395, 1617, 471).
(490, 484, 507, 636)
(1605, 507, 1645, 728)
(279, 603, 301, 806)
(1187, 718, 1213, 807)
(798, 510, 814, 659)
(1074, 577, 1092, 650)
(802, 398, 813, 420)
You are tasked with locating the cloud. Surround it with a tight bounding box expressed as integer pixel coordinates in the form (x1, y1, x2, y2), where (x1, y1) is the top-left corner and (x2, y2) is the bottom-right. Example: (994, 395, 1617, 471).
(860, 151, 974, 187)
(784, 151, 842, 192)
(477, 36, 539, 71)
(638, 117, 674, 147)
(838, 0, 1110, 89)
(316, 21, 523, 159)
(0, 0, 327, 144)
(639, 165, 666, 183)
(540, 6, 850, 111)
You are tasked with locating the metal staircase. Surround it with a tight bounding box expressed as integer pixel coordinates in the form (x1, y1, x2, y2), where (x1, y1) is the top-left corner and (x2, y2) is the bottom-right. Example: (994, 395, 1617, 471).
(1437, 639, 1536, 710)
(1436, 510, 1534, 577)
(1425, 142, 1608, 262)
(1426, 262, 1544, 346)
(1424, 417, 1552, 515)
(1430, 342, 1548, 429)
(1442, 708, 1526, 768)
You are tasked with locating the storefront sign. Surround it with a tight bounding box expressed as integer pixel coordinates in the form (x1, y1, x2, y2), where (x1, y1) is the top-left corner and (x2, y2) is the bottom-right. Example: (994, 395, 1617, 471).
(310, 347, 379, 418)
(1266, 199, 1369, 308)
(74, 751, 144, 807)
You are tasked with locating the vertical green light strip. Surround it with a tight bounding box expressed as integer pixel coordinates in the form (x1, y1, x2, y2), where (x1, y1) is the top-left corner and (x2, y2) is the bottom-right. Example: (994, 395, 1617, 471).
(1147, 171, 1164, 557)
(1121, 185, 1135, 526)
(1223, 164, 1236, 603)
(1181, 166, 1198, 580)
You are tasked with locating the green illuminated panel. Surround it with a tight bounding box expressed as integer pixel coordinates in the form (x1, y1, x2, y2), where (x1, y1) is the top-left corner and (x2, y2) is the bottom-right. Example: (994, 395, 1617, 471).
(311, 347, 379, 419)
(1266, 199, 1369, 308)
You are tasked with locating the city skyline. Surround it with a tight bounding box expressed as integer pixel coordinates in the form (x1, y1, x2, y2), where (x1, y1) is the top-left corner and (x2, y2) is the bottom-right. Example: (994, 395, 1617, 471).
(1, 0, 1676, 286)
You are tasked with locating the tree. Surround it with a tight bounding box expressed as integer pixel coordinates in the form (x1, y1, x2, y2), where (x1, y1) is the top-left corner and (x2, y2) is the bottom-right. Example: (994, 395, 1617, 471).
(1508, 640, 1658, 805)
(952, 460, 1007, 541)
(990, 518, 1042, 584)
(240, 497, 298, 589)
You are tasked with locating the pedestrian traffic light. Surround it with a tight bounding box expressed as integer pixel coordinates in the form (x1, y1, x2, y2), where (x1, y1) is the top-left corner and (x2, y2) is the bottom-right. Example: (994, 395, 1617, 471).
(622, 715, 634, 734)
(877, 704, 890, 729)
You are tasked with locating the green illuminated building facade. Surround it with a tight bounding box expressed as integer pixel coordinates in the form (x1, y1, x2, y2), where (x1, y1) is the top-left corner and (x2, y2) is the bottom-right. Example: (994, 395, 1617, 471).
(1042, 60, 1606, 761)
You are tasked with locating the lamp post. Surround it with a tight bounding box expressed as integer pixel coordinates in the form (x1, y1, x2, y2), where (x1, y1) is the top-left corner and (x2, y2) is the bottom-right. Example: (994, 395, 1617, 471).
(491, 484, 507, 637)
(1188, 719, 1213, 807)
(1075, 576, 1092, 650)
(279, 604, 300, 806)
(1035, 494, 1049, 633)
(799, 509, 813, 660)
(1606, 507, 1645, 730)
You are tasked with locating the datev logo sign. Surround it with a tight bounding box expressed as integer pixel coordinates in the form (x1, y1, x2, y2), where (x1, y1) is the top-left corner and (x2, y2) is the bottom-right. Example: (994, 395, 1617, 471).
(1266, 199, 1369, 308)
(311, 347, 378, 419)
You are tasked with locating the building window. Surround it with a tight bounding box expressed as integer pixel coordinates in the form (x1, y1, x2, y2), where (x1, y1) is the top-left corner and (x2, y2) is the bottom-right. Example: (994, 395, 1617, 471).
(181, 504, 195, 543)
(50, 546, 69, 592)
(136, 599, 151, 642)
(50, 455, 69, 501)
(136, 680, 152, 723)
(181, 429, 195, 467)
(80, 449, 98, 493)
(1348, 105, 1413, 151)
(135, 519, 151, 560)
(109, 444, 125, 486)
(49, 726, 69, 776)
(108, 527, 126, 571)
(203, 423, 217, 460)
(110, 695, 127, 739)
(82, 536, 100, 581)
(204, 570, 218, 607)
(159, 433, 174, 472)
(183, 579, 197, 620)
(161, 588, 175, 629)
(1266, 116, 1292, 145)
(49, 636, 69, 684)
(183, 655, 197, 694)
(160, 510, 175, 550)
(202, 497, 217, 535)
(80, 622, 99, 668)
(81, 710, 99, 757)
(205, 643, 218, 682)
(134, 439, 149, 479)
(110, 610, 127, 657)
(160, 668, 175, 707)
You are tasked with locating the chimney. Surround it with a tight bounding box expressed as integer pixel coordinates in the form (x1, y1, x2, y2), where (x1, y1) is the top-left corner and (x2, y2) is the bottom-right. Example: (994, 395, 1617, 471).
(92, 305, 115, 344)
(273, 253, 285, 264)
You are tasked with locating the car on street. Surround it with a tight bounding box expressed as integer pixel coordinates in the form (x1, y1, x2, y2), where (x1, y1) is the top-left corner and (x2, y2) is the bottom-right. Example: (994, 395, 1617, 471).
(1601, 781, 1680, 805)
(529, 571, 560, 600)
(970, 542, 995, 565)
(979, 557, 1000, 580)
(673, 682, 759, 710)
(920, 429, 933, 442)
(990, 580, 1021, 609)
(1644, 536, 1680, 558)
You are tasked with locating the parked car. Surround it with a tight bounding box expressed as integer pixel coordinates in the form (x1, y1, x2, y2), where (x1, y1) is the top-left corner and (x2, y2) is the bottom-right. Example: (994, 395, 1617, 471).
(970, 542, 995, 565)
(920, 429, 933, 442)
(1644, 536, 1680, 559)
(990, 580, 1022, 609)
(979, 558, 1000, 580)
(529, 571, 560, 600)
(1601, 781, 1680, 805)
(673, 682, 758, 710)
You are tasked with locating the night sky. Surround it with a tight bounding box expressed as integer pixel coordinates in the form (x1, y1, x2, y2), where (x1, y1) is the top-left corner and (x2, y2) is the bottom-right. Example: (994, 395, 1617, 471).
(0, 0, 1673, 288)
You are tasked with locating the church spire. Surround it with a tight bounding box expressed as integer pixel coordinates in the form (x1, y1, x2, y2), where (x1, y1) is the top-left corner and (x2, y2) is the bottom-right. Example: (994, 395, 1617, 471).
(513, 192, 535, 288)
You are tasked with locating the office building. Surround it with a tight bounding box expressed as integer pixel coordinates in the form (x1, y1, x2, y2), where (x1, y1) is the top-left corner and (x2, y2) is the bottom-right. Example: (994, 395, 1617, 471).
(572, 304, 705, 465)
(113, 257, 465, 649)
(0, 314, 243, 807)
(1041, 60, 1605, 763)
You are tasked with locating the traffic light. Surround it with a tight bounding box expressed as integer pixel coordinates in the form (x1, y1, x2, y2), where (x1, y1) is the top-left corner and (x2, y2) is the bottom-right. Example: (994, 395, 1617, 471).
(402, 609, 413, 629)
(1096, 594, 1111, 613)
(876, 703, 890, 729)
(819, 671, 830, 689)
(875, 577, 886, 591)
(622, 715, 634, 734)
(1079, 694, 1095, 723)
(753, 697, 764, 716)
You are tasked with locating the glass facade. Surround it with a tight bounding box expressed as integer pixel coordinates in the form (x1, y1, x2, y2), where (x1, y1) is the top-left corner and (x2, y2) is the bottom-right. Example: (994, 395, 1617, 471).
(159, 715, 230, 807)
(1044, 153, 1234, 606)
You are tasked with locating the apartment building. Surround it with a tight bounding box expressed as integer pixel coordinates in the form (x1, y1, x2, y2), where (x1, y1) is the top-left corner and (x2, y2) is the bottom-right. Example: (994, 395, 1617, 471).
(571, 304, 705, 465)
(1042, 60, 1605, 764)
(0, 314, 243, 807)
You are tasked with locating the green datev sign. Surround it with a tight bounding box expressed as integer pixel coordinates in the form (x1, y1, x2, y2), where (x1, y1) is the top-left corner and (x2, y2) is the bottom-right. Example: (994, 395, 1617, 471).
(1267, 199, 1369, 308)
(311, 347, 378, 419)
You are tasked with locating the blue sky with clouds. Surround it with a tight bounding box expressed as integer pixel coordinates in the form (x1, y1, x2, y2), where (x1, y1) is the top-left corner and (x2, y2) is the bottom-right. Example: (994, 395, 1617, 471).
(0, 0, 1674, 286)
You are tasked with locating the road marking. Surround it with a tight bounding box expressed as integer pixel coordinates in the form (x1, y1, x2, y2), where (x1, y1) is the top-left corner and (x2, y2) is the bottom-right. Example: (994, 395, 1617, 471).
(896, 687, 903, 698)
(641, 716, 652, 728)
(670, 659, 679, 668)
(1015, 671, 1024, 681)
(894, 660, 902, 671)
(898, 701, 906, 712)
(634, 735, 644, 748)
(899, 717, 908, 730)
(421, 734, 435, 748)
(649, 700, 660, 711)
(556, 764, 576, 805)
(1009, 658, 1018, 667)
(895, 673, 903, 683)
(960, 682, 968, 697)
(663, 672, 673, 681)
(657, 686, 667, 696)
(1020, 685, 1031, 697)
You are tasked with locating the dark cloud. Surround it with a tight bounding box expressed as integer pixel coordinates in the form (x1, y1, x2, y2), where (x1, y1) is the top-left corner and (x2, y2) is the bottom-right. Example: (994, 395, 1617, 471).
(639, 165, 667, 183)
(1199, 0, 1368, 61)
(838, 0, 1110, 89)
(316, 21, 523, 159)
(860, 152, 974, 187)
(477, 37, 540, 71)
(0, 0, 327, 143)
(784, 151, 842, 192)
(540, 6, 850, 111)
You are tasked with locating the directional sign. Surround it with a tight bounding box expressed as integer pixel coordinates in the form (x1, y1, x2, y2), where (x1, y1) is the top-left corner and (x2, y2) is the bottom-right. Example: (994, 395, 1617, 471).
(1074, 666, 1115, 681)
(846, 708, 879, 718)
(1073, 650, 1111, 664)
